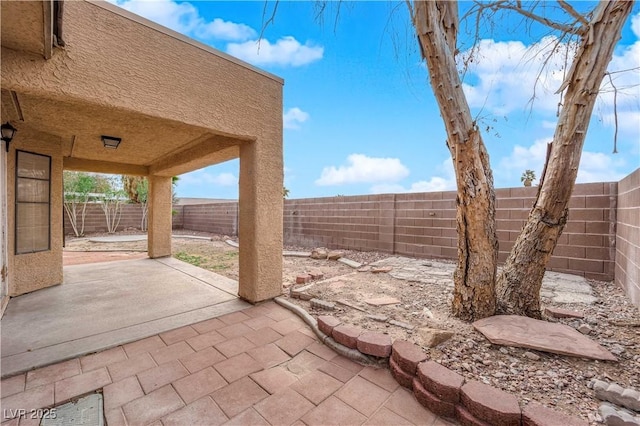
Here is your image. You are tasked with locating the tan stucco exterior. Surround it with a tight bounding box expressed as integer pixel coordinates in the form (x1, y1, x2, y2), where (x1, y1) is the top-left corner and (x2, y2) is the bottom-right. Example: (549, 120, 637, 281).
(1, 0, 283, 303)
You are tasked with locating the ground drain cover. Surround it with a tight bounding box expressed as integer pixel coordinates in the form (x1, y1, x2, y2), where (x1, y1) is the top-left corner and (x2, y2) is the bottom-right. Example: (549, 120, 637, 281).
(42, 394, 103, 426)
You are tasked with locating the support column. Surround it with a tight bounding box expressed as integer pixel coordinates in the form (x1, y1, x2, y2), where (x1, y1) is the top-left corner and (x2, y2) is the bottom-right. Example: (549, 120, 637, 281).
(148, 175, 172, 258)
(238, 139, 283, 303)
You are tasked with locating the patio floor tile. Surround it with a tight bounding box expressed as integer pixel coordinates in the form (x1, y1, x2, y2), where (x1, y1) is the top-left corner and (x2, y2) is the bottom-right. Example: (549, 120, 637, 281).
(384, 387, 439, 425)
(162, 396, 228, 426)
(246, 343, 291, 369)
(218, 311, 251, 325)
(214, 336, 256, 358)
(0, 385, 54, 418)
(334, 376, 390, 417)
(331, 354, 365, 373)
(103, 376, 144, 410)
(107, 352, 156, 382)
(123, 335, 166, 357)
(25, 359, 80, 390)
(1, 374, 25, 398)
(270, 317, 306, 335)
(243, 327, 283, 347)
(54, 367, 111, 403)
(159, 325, 199, 346)
(223, 408, 270, 426)
(254, 388, 314, 425)
(364, 406, 413, 425)
(80, 347, 127, 373)
(306, 341, 339, 361)
(241, 305, 272, 318)
(302, 395, 368, 426)
(211, 376, 269, 418)
(179, 346, 226, 373)
(217, 322, 253, 339)
(191, 317, 225, 334)
(275, 330, 315, 356)
(104, 407, 127, 426)
(214, 353, 262, 383)
(149, 341, 194, 365)
(122, 385, 184, 426)
(291, 370, 342, 405)
(186, 330, 226, 351)
(137, 359, 188, 394)
(243, 315, 277, 330)
(172, 367, 227, 404)
(250, 367, 298, 395)
(318, 360, 359, 383)
(285, 351, 325, 376)
(360, 366, 400, 392)
(264, 305, 296, 321)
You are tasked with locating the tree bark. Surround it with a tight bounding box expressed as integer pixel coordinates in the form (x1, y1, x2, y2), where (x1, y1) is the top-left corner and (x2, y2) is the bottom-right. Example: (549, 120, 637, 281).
(411, 1, 498, 321)
(496, 0, 634, 318)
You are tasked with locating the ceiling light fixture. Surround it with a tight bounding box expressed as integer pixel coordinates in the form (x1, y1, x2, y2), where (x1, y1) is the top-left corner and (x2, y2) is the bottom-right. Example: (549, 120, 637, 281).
(101, 135, 121, 149)
(1, 122, 17, 152)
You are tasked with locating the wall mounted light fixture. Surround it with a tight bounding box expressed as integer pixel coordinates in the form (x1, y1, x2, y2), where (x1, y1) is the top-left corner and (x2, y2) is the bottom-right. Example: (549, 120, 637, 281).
(101, 135, 121, 149)
(1, 122, 17, 152)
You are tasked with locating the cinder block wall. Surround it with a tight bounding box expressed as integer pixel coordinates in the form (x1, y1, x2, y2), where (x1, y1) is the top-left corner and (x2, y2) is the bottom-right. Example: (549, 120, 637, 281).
(62, 203, 146, 235)
(64, 179, 631, 285)
(615, 168, 640, 308)
(282, 182, 617, 281)
(180, 203, 239, 235)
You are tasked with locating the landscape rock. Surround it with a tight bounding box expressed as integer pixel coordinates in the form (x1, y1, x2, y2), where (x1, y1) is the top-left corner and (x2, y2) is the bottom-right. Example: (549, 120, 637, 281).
(366, 314, 389, 322)
(372, 266, 393, 274)
(310, 248, 329, 259)
(308, 269, 324, 280)
(578, 323, 593, 335)
(473, 315, 617, 361)
(419, 328, 454, 348)
(365, 296, 400, 306)
(599, 402, 640, 426)
(545, 307, 584, 319)
(389, 319, 415, 330)
(327, 251, 344, 260)
(310, 298, 335, 311)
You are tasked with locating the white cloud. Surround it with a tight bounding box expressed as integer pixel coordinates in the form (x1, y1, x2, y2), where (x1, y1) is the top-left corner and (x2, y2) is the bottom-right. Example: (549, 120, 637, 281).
(632, 13, 640, 37)
(460, 36, 572, 115)
(112, 0, 255, 41)
(180, 171, 237, 186)
(197, 18, 256, 41)
(283, 107, 309, 129)
(369, 158, 456, 194)
(315, 154, 409, 186)
(497, 137, 627, 185)
(227, 36, 324, 67)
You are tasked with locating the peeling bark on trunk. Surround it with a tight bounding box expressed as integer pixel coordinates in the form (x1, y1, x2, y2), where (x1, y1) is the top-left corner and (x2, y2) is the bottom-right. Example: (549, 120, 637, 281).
(496, 0, 634, 318)
(412, 1, 498, 321)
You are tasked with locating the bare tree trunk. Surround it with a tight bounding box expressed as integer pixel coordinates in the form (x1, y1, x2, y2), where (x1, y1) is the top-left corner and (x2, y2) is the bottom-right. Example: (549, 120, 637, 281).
(411, 1, 498, 321)
(496, 0, 633, 317)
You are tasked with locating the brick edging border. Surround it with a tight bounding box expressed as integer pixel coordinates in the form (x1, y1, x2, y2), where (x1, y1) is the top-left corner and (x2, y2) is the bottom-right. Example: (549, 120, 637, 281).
(274, 297, 588, 426)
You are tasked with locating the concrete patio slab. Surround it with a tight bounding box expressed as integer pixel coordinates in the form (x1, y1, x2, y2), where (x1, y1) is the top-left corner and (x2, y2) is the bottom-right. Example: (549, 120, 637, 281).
(1, 258, 249, 377)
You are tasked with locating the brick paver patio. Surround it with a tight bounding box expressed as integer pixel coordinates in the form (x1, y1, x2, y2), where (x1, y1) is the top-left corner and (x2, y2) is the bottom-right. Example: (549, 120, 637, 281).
(1, 302, 454, 425)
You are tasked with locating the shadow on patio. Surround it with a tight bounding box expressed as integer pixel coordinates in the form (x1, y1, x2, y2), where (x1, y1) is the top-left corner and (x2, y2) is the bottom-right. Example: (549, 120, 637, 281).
(1, 257, 249, 378)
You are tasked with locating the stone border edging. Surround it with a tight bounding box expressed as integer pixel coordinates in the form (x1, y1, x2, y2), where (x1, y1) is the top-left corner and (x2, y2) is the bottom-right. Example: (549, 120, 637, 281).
(272, 297, 589, 426)
(274, 297, 384, 367)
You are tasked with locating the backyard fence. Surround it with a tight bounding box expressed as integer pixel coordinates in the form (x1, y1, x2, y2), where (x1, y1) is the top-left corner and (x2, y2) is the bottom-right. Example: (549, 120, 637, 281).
(64, 169, 640, 307)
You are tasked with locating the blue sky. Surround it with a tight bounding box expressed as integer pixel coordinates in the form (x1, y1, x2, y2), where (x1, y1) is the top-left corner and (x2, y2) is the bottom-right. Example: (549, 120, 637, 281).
(111, 1, 640, 199)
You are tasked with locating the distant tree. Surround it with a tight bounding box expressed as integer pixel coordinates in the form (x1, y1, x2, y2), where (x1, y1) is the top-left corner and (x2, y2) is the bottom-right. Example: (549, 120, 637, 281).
(99, 176, 127, 234)
(283, 186, 290, 198)
(521, 170, 536, 187)
(63, 171, 96, 237)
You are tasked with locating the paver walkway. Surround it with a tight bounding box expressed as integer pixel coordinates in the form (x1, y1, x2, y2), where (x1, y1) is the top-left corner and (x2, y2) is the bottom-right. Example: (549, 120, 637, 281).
(1, 302, 452, 426)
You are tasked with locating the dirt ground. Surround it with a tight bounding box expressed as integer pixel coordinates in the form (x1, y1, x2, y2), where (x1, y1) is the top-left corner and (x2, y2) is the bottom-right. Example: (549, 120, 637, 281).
(64, 230, 640, 423)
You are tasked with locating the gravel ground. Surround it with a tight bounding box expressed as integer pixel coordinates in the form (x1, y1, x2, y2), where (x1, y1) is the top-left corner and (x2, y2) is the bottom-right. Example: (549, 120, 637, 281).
(64, 230, 640, 424)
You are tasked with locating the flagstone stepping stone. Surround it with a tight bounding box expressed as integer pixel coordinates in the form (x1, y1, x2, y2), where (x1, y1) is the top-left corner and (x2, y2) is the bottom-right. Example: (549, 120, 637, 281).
(473, 315, 617, 361)
(365, 296, 400, 306)
(545, 307, 584, 319)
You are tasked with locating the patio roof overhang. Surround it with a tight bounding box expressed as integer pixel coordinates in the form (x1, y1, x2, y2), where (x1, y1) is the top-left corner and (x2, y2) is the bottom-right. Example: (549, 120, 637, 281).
(1, 0, 284, 177)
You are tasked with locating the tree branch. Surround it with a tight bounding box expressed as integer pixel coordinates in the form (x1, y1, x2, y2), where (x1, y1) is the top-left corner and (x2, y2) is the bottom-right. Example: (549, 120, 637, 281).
(557, 0, 589, 27)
